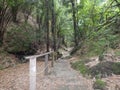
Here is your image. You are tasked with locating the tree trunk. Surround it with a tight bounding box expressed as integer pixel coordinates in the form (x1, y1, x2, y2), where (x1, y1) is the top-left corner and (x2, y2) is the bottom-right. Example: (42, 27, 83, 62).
(11, 6, 18, 22)
(45, 0, 50, 52)
(70, 0, 78, 46)
(0, 2, 11, 46)
(51, 0, 56, 51)
(0, 31, 4, 46)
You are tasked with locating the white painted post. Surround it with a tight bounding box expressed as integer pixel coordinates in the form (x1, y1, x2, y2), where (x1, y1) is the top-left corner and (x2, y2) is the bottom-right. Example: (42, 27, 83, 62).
(45, 54, 48, 75)
(29, 57, 36, 90)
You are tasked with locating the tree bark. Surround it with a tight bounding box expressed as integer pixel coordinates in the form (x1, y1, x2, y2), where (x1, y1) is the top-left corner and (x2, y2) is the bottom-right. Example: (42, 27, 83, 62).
(70, 0, 78, 46)
(0, 32, 4, 46)
(0, 2, 11, 46)
(11, 6, 18, 22)
(45, 0, 50, 52)
(51, 0, 56, 51)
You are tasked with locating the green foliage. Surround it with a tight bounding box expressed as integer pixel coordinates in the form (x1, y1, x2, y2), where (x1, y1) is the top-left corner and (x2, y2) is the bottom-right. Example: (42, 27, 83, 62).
(79, 28, 119, 57)
(112, 62, 120, 75)
(71, 0, 120, 55)
(0, 47, 17, 69)
(0, 65, 3, 70)
(93, 79, 106, 90)
(72, 60, 120, 79)
(89, 61, 120, 78)
(71, 60, 89, 75)
(109, 37, 120, 49)
(4, 0, 25, 6)
(80, 38, 107, 57)
(99, 54, 104, 62)
(5, 23, 36, 54)
(115, 50, 120, 56)
(0, 0, 120, 57)
(89, 62, 113, 78)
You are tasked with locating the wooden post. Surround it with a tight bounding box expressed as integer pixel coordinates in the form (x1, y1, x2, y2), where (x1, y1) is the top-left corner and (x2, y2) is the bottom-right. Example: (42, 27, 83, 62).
(55, 52, 57, 60)
(45, 54, 48, 75)
(51, 52, 54, 67)
(29, 57, 36, 90)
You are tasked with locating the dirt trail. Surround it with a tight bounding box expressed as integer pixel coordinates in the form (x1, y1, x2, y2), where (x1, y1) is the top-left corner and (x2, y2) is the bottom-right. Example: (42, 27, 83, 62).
(0, 49, 93, 90)
(45, 59, 93, 90)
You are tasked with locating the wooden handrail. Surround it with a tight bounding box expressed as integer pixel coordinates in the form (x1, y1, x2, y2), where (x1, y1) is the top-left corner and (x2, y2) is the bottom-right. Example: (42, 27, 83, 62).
(25, 51, 55, 90)
(25, 51, 54, 59)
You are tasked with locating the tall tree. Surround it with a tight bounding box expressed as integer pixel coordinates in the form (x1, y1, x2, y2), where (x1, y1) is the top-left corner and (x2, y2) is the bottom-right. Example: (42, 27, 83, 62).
(70, 0, 78, 46)
(0, 1, 12, 46)
(45, 0, 50, 52)
(51, 0, 57, 51)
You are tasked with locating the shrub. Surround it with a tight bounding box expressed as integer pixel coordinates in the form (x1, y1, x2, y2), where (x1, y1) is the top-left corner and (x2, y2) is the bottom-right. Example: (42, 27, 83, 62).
(80, 39, 107, 57)
(71, 60, 89, 76)
(99, 54, 104, 62)
(115, 50, 120, 56)
(0, 65, 3, 70)
(112, 62, 120, 75)
(4, 23, 37, 55)
(89, 61, 120, 78)
(93, 79, 106, 90)
(89, 62, 113, 78)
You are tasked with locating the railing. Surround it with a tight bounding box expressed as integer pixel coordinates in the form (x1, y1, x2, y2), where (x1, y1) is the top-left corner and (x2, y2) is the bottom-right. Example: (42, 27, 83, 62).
(25, 51, 55, 90)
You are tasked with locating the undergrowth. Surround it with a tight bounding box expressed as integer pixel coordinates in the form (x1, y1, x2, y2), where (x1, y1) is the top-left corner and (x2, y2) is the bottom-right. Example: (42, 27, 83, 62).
(115, 50, 120, 56)
(93, 79, 106, 90)
(112, 62, 120, 75)
(71, 60, 120, 78)
(71, 60, 89, 76)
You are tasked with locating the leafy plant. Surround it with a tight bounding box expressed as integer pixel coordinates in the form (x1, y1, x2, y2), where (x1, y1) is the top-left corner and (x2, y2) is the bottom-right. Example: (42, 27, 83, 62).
(0, 65, 4, 70)
(112, 62, 120, 75)
(71, 60, 89, 76)
(93, 79, 106, 90)
(89, 61, 120, 78)
(5, 23, 36, 55)
(115, 50, 120, 56)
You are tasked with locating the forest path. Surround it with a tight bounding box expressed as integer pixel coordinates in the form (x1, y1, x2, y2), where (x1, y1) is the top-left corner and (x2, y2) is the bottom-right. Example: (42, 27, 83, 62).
(43, 58, 93, 90)
(0, 48, 93, 90)
(36, 48, 93, 90)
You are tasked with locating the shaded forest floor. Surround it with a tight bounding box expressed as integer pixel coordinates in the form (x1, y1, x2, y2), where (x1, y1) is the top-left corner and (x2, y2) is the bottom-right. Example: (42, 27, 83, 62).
(0, 48, 120, 90)
(70, 56, 120, 90)
(0, 60, 51, 90)
(0, 57, 93, 90)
